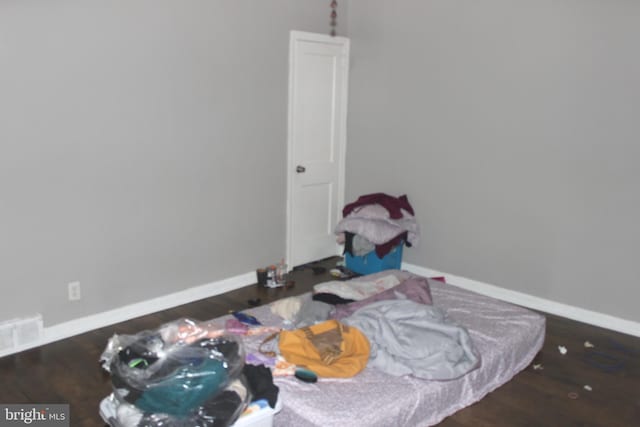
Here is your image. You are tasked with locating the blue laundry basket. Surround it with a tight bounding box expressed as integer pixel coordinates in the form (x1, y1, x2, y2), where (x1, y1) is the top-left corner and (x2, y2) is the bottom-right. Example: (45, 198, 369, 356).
(345, 243, 403, 275)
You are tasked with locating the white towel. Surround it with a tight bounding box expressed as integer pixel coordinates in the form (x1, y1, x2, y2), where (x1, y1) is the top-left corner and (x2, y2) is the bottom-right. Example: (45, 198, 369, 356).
(313, 275, 400, 301)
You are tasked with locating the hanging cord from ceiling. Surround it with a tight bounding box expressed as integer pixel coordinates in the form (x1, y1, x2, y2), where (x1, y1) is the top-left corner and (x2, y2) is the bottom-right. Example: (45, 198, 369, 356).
(330, 0, 338, 36)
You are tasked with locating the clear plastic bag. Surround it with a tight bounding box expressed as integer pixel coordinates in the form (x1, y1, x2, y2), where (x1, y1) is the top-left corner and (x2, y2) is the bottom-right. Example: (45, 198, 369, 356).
(102, 376, 251, 427)
(100, 318, 248, 422)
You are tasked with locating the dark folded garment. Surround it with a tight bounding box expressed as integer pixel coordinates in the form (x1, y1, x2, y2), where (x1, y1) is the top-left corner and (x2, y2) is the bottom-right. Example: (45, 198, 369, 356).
(312, 293, 356, 305)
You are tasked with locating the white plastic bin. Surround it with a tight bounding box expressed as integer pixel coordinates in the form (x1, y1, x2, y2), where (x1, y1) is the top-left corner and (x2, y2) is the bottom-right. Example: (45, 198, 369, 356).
(231, 398, 282, 427)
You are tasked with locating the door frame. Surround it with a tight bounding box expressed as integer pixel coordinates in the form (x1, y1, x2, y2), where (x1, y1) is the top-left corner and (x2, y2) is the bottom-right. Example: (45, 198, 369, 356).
(285, 30, 350, 268)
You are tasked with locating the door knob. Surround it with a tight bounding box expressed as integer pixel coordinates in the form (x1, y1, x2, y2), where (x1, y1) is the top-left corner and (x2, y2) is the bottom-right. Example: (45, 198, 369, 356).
(296, 165, 306, 173)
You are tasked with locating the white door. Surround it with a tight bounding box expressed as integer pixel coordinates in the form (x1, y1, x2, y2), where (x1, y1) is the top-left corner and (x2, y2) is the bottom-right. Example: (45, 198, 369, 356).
(286, 31, 349, 268)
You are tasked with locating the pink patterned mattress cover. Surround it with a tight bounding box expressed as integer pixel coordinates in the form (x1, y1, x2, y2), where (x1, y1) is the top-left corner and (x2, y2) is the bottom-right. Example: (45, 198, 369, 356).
(236, 270, 546, 427)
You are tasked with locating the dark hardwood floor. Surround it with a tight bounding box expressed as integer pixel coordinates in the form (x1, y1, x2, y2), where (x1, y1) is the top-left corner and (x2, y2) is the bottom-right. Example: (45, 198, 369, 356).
(1, 257, 638, 426)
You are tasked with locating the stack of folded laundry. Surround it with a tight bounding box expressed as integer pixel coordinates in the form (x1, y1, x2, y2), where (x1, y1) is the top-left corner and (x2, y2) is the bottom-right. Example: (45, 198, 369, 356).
(335, 193, 419, 274)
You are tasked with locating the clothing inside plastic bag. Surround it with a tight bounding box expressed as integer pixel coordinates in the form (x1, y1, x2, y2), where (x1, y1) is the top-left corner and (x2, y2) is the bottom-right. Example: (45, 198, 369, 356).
(100, 318, 249, 425)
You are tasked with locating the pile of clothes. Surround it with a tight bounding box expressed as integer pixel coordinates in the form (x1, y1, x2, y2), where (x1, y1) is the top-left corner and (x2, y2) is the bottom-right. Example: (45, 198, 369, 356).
(336, 193, 420, 259)
(100, 318, 279, 427)
(270, 272, 479, 381)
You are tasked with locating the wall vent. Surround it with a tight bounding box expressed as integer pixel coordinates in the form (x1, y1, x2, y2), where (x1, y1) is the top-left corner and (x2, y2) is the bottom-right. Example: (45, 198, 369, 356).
(0, 314, 43, 352)
(0, 323, 14, 352)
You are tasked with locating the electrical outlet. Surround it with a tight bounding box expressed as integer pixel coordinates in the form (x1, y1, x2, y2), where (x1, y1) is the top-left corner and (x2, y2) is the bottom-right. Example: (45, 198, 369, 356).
(68, 281, 81, 301)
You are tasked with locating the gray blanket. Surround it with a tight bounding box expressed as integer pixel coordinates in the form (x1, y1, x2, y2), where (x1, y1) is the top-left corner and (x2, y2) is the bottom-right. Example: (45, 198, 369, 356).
(343, 299, 479, 380)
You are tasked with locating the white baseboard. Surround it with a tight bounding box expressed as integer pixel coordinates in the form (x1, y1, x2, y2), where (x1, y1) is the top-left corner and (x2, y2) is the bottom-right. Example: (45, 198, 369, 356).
(0, 270, 256, 358)
(3, 263, 636, 359)
(402, 262, 640, 338)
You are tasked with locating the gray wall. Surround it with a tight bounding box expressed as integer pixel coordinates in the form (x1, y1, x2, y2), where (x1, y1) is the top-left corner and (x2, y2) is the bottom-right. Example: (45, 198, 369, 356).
(347, 0, 640, 322)
(0, 1, 346, 326)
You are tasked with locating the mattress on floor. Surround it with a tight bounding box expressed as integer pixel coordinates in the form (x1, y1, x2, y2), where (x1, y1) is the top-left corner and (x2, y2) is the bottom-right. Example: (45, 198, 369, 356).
(237, 270, 546, 427)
